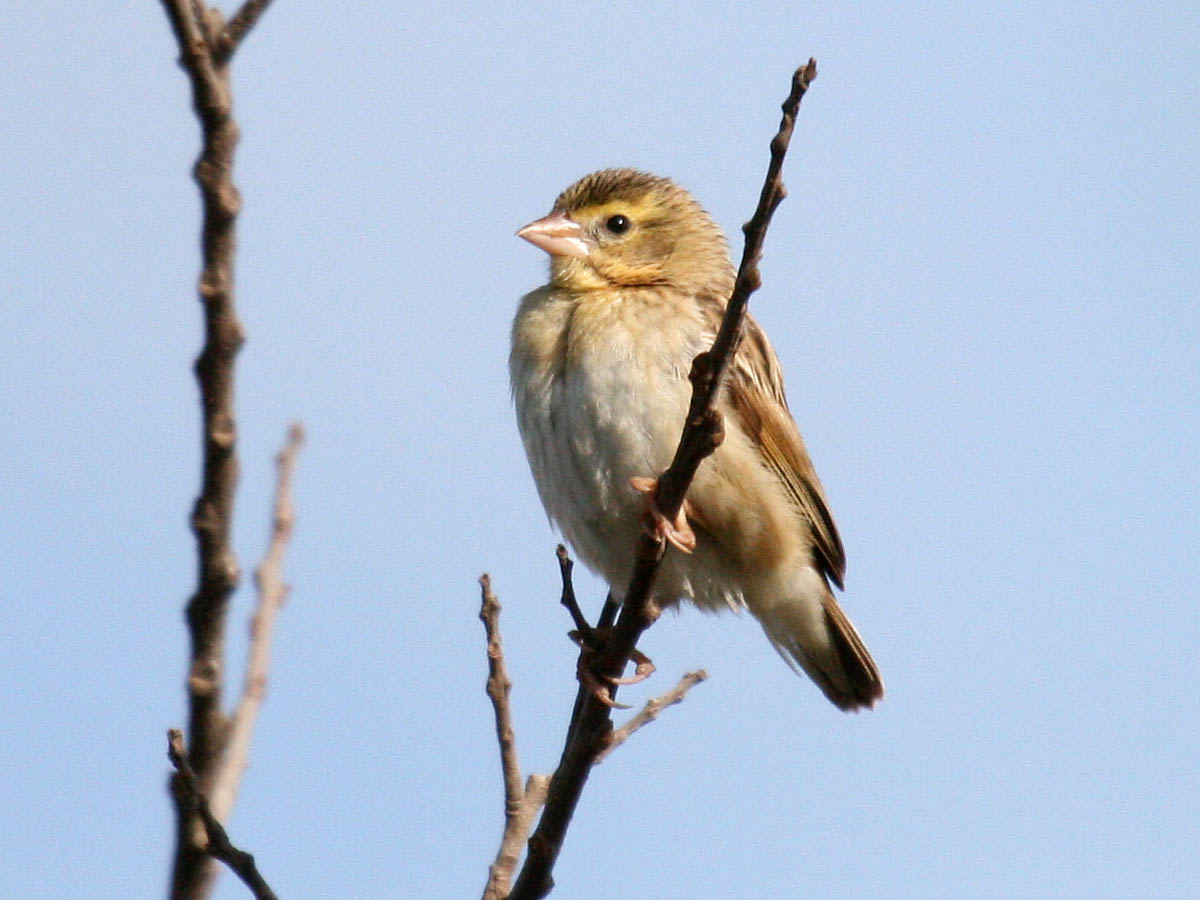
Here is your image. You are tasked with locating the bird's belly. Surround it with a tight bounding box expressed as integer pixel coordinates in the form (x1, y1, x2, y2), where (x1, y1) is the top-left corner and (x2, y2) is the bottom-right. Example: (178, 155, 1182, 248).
(545, 355, 685, 569)
(521, 351, 744, 612)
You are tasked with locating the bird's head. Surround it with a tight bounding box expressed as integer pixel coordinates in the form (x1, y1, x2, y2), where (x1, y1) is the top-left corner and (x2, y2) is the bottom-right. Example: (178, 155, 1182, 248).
(517, 168, 734, 294)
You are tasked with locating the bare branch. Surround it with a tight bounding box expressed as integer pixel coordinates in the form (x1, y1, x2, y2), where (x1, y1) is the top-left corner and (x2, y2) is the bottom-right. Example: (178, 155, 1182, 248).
(479, 577, 551, 900)
(216, 0, 277, 62)
(167, 730, 281, 900)
(480, 575, 525, 821)
(506, 60, 819, 900)
(596, 670, 708, 765)
(208, 424, 304, 822)
(159, 2, 279, 896)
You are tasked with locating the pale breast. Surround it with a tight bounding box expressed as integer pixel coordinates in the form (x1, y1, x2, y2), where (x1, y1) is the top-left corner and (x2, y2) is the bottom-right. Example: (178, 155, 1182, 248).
(511, 285, 704, 587)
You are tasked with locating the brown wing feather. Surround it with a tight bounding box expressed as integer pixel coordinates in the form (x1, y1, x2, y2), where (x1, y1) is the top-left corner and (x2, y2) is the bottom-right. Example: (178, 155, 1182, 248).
(715, 310, 847, 588)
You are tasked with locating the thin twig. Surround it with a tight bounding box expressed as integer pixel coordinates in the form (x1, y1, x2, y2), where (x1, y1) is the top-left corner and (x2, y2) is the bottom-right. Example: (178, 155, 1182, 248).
(555, 545, 590, 636)
(480, 575, 525, 829)
(167, 730, 281, 900)
(559, 547, 594, 744)
(208, 424, 304, 823)
(160, 2, 278, 897)
(557, 546, 595, 746)
(507, 59, 819, 900)
(595, 594, 619, 631)
(479, 577, 551, 900)
(596, 670, 708, 764)
(657, 58, 818, 523)
(216, 0, 277, 62)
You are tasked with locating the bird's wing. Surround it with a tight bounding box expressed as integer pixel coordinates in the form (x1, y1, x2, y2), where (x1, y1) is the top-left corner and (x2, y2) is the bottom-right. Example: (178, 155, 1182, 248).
(712, 309, 847, 588)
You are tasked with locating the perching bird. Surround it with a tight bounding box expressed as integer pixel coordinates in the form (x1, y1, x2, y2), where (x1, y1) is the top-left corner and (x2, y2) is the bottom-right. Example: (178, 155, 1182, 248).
(510, 168, 882, 711)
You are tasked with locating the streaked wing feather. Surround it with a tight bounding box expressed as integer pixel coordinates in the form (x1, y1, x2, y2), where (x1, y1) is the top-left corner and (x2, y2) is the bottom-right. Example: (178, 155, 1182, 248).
(700, 301, 846, 587)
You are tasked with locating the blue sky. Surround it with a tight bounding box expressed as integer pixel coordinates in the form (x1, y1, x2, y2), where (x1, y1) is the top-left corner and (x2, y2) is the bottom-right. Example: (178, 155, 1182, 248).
(2, 2, 1197, 898)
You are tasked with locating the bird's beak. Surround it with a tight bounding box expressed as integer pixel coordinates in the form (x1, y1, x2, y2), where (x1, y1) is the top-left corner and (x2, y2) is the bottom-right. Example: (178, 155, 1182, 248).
(516, 210, 590, 260)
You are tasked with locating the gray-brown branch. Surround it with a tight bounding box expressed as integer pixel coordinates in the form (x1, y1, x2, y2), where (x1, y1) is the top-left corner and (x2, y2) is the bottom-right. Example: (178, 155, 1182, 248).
(160, 2, 277, 897)
(506, 59, 819, 900)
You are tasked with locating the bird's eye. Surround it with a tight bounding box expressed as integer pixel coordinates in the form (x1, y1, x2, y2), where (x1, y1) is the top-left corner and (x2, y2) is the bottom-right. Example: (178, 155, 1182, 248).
(605, 214, 631, 235)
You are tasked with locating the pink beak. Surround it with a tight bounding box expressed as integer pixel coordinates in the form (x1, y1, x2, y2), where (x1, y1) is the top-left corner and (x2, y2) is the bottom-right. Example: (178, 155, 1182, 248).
(516, 210, 591, 260)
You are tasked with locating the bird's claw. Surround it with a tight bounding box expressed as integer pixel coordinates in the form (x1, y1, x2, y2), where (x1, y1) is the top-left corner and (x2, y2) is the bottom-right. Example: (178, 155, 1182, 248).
(576, 654, 631, 709)
(608, 648, 656, 685)
(630, 476, 696, 553)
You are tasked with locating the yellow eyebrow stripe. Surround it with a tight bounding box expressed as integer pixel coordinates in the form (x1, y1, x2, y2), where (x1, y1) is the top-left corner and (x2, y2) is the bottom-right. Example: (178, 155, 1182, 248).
(571, 198, 658, 221)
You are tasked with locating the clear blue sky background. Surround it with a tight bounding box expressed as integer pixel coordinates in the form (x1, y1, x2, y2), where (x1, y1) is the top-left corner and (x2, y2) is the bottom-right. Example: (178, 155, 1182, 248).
(2, 2, 1197, 898)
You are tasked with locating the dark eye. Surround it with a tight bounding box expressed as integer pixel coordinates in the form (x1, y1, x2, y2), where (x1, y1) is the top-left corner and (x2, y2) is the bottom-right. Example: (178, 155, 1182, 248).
(605, 214, 631, 234)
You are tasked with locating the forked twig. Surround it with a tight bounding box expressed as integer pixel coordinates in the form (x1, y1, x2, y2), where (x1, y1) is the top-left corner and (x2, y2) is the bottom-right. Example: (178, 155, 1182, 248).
(479, 572, 701, 898)
(167, 730, 281, 900)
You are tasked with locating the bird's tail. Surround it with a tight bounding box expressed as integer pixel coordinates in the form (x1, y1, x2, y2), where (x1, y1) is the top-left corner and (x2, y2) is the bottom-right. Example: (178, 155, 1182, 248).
(750, 587, 883, 712)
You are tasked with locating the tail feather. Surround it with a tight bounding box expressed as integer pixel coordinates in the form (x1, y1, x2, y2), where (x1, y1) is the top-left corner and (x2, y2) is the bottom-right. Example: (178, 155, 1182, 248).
(751, 586, 883, 712)
(820, 598, 884, 711)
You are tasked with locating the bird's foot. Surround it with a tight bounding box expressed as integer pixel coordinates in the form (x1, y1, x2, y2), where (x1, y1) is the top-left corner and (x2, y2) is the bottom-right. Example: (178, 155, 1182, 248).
(569, 630, 657, 706)
(630, 476, 695, 553)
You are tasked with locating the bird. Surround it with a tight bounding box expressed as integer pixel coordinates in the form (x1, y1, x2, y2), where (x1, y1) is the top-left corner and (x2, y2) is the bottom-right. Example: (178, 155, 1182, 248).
(510, 168, 883, 711)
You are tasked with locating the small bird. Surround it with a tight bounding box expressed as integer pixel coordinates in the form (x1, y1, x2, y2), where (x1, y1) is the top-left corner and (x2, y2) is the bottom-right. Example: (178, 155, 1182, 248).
(510, 168, 882, 711)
